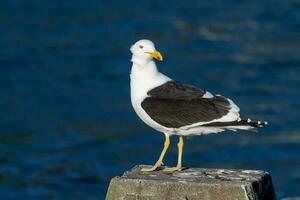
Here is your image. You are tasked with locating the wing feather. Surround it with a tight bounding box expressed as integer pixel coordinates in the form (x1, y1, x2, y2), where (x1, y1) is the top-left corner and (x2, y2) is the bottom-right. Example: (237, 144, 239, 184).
(141, 81, 238, 128)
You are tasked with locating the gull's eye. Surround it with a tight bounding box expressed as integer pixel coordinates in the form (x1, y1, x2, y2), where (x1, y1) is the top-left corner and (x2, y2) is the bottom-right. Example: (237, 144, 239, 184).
(139, 45, 144, 49)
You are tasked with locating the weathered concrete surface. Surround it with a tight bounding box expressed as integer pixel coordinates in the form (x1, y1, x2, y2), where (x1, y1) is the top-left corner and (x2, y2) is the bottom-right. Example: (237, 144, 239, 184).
(106, 165, 275, 200)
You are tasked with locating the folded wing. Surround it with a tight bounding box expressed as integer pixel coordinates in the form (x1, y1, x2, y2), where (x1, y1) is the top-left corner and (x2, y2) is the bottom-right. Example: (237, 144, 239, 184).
(141, 81, 240, 128)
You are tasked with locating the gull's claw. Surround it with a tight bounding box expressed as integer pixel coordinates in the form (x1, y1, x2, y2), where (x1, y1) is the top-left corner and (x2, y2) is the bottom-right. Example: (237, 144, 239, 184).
(141, 161, 163, 172)
(162, 166, 182, 173)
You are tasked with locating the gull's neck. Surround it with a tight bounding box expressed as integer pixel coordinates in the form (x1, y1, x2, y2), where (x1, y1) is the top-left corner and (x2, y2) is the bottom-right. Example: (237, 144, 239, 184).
(130, 55, 159, 78)
(130, 55, 171, 98)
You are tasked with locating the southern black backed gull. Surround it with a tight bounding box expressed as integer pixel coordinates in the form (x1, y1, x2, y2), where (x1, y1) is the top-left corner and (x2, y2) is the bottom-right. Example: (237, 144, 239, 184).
(130, 39, 267, 172)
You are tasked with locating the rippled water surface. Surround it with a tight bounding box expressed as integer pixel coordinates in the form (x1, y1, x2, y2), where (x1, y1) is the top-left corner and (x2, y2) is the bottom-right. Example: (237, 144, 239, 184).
(0, 0, 299, 199)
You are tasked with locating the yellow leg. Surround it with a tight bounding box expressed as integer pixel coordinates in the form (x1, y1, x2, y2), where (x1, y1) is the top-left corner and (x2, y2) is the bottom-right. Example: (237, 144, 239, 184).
(141, 134, 170, 172)
(163, 136, 184, 173)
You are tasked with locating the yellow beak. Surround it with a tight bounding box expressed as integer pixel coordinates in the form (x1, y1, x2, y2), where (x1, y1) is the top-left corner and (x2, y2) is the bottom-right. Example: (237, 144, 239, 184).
(148, 50, 163, 61)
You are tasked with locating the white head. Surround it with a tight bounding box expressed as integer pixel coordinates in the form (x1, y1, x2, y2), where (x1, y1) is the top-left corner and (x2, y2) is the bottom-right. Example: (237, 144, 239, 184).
(130, 39, 163, 64)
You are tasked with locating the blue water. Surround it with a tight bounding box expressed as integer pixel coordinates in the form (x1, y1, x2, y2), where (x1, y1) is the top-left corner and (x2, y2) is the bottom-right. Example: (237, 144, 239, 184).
(0, 0, 299, 199)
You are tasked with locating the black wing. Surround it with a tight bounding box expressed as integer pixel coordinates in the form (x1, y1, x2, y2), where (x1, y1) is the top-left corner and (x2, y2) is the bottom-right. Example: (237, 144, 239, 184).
(141, 81, 234, 128)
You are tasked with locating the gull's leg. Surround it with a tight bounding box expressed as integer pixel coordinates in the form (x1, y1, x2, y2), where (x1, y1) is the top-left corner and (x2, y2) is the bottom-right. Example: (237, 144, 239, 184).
(163, 136, 184, 173)
(141, 134, 170, 172)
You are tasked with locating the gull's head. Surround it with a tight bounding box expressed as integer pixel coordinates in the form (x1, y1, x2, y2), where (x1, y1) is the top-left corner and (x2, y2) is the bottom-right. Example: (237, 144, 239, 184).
(130, 39, 163, 62)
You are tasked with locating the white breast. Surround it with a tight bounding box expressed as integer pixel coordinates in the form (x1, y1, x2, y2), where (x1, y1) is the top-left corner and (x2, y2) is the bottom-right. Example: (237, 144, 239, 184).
(130, 61, 173, 134)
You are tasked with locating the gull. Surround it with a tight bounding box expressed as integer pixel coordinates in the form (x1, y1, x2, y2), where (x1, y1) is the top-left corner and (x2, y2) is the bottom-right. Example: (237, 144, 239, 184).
(130, 39, 267, 172)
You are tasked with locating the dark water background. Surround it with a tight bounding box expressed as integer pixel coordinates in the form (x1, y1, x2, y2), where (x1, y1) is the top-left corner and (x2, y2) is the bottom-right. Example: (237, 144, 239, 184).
(0, 0, 299, 199)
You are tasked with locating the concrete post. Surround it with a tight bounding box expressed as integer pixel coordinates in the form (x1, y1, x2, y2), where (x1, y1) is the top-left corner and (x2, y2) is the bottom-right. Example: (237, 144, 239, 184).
(106, 165, 275, 200)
